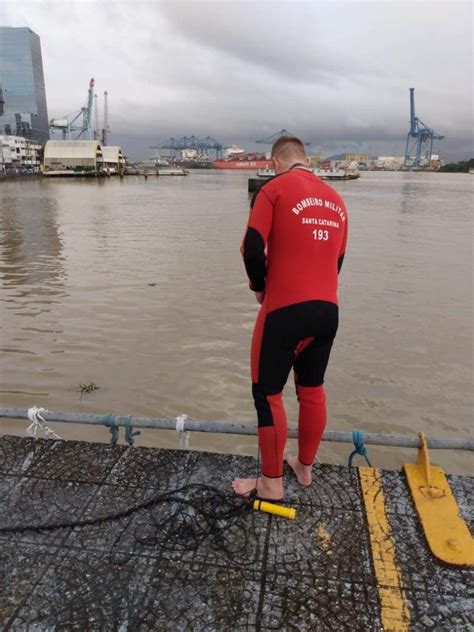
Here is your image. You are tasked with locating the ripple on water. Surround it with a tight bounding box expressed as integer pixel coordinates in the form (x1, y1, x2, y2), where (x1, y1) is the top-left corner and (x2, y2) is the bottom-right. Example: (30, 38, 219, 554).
(0, 173, 472, 474)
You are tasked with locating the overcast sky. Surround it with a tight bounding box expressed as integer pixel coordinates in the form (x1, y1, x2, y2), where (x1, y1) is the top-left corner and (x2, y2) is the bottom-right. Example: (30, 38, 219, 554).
(1, 0, 472, 160)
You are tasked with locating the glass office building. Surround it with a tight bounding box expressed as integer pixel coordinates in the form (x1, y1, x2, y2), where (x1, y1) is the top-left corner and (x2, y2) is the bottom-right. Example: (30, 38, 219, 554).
(0, 27, 49, 143)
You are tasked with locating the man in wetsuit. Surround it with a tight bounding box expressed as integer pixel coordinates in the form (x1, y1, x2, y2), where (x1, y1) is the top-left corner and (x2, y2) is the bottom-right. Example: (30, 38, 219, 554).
(232, 136, 348, 499)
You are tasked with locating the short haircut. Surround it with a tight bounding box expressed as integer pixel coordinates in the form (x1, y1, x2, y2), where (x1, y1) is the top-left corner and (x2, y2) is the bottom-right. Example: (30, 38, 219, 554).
(271, 135, 306, 160)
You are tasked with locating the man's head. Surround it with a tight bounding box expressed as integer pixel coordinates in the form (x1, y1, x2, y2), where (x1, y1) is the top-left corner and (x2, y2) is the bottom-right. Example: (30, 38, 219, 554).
(271, 135, 307, 174)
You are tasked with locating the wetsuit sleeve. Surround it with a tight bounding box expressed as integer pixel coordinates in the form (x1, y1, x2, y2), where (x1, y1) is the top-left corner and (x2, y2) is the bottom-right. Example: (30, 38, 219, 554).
(338, 215, 348, 274)
(241, 189, 274, 292)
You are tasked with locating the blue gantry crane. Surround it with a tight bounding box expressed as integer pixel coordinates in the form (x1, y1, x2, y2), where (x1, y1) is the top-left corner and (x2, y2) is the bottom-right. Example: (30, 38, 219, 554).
(153, 136, 223, 159)
(404, 88, 444, 169)
(49, 78, 96, 140)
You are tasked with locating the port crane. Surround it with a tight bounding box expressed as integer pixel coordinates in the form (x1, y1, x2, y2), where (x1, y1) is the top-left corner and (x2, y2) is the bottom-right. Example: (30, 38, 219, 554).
(256, 129, 310, 145)
(152, 136, 223, 159)
(404, 88, 444, 168)
(49, 78, 95, 140)
(50, 78, 105, 141)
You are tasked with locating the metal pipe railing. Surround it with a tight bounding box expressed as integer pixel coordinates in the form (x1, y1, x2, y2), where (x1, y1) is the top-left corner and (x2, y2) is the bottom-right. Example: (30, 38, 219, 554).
(0, 408, 472, 451)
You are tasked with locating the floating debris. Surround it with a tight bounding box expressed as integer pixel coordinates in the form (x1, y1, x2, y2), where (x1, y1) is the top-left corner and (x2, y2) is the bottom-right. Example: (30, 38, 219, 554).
(76, 382, 100, 397)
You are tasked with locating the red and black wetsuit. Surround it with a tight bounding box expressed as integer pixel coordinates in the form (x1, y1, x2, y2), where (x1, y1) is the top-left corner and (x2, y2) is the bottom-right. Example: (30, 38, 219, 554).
(241, 165, 348, 478)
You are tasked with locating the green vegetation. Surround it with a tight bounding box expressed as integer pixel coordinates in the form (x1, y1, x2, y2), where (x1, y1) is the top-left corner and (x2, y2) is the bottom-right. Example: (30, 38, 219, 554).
(76, 382, 100, 396)
(439, 158, 474, 173)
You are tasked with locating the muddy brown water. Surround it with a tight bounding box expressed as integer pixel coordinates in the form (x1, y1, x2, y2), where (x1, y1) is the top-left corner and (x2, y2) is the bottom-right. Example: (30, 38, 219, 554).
(0, 171, 472, 474)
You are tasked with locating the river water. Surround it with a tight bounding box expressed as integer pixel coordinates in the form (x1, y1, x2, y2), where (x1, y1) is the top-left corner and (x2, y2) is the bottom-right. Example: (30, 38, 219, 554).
(0, 171, 472, 474)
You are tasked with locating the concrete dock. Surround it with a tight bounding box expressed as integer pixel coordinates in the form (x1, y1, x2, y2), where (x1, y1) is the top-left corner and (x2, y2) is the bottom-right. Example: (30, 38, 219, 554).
(0, 434, 472, 630)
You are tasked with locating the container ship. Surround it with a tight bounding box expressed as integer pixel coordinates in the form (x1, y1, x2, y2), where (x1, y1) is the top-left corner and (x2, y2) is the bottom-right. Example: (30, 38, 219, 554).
(172, 158, 212, 169)
(167, 149, 213, 169)
(212, 145, 272, 170)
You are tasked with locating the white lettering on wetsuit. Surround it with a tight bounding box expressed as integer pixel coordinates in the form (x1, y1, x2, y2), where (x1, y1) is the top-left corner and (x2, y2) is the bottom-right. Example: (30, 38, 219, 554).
(313, 229, 329, 241)
(324, 200, 346, 222)
(291, 197, 323, 214)
(302, 218, 339, 228)
(291, 198, 346, 223)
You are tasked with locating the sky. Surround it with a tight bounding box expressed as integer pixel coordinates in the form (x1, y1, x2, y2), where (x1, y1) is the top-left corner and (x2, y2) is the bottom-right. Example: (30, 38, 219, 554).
(0, 0, 472, 161)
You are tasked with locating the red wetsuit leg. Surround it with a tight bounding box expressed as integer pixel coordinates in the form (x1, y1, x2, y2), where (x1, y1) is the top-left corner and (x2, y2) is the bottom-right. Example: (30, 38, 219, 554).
(296, 384, 327, 466)
(251, 302, 337, 476)
(257, 393, 288, 478)
(251, 306, 290, 478)
(294, 332, 335, 465)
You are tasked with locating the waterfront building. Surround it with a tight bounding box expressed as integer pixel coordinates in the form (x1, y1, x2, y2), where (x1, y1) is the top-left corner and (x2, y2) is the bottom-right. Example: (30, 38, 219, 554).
(102, 145, 125, 174)
(345, 153, 370, 162)
(0, 134, 41, 173)
(375, 156, 405, 171)
(0, 27, 49, 143)
(43, 139, 104, 175)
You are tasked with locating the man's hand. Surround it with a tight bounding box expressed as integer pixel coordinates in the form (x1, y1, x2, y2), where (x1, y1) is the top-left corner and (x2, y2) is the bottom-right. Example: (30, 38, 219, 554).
(255, 291, 265, 305)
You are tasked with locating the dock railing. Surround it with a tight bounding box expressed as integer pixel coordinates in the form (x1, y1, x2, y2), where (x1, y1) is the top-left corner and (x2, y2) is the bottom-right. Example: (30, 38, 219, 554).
(0, 407, 472, 452)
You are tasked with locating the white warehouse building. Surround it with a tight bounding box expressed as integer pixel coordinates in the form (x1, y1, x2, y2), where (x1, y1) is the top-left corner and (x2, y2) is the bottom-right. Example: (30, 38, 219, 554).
(43, 140, 125, 176)
(102, 145, 125, 174)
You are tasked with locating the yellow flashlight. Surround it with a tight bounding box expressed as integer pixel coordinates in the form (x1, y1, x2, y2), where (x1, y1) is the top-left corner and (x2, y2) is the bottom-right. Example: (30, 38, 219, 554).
(252, 498, 297, 520)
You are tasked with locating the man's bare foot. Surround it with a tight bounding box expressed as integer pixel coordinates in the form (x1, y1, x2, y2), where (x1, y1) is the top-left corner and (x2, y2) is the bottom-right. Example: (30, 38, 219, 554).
(285, 455, 313, 487)
(232, 475, 284, 500)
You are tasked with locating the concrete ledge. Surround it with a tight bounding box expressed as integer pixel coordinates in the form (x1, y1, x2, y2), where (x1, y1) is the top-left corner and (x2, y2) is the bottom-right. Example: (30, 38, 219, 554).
(0, 435, 472, 630)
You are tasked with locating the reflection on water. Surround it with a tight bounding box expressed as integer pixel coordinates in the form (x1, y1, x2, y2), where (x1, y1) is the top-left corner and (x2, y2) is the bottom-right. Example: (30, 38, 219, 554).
(0, 189, 66, 298)
(0, 173, 472, 475)
(0, 181, 67, 400)
(0, 185, 67, 331)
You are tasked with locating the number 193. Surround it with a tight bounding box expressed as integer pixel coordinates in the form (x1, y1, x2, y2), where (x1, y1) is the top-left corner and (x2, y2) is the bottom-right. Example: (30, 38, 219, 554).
(313, 229, 329, 241)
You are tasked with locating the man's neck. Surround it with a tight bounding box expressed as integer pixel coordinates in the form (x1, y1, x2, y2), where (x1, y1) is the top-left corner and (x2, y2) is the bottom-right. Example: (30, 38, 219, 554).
(288, 162, 310, 172)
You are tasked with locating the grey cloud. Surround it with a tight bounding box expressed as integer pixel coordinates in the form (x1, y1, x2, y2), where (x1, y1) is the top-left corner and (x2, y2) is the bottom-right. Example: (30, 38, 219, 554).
(1, 0, 472, 161)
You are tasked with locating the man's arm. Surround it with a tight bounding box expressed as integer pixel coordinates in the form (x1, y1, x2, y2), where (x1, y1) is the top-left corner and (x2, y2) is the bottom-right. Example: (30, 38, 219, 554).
(241, 188, 274, 292)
